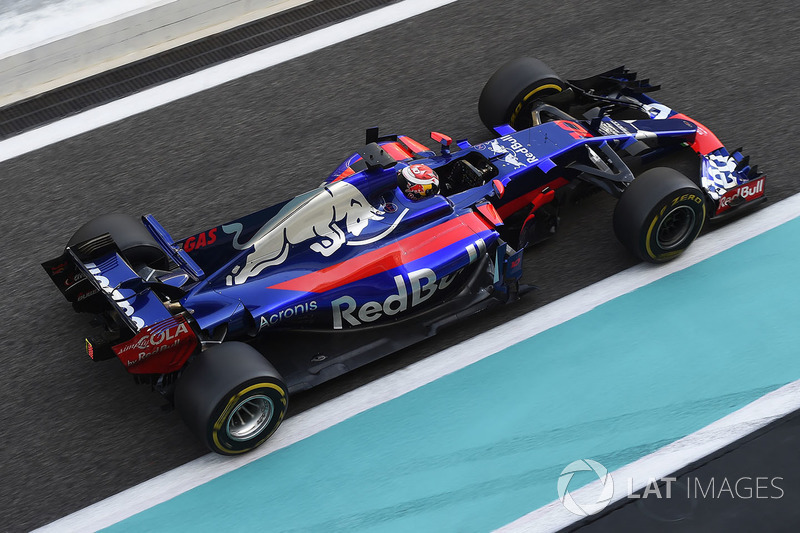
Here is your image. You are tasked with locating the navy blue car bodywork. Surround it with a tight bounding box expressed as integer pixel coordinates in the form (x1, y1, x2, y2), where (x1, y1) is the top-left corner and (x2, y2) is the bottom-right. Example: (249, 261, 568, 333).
(43, 66, 765, 398)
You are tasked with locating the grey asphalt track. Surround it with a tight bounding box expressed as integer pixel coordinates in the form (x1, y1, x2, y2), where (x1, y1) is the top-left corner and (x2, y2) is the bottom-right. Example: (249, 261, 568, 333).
(574, 410, 800, 532)
(1, 1, 798, 531)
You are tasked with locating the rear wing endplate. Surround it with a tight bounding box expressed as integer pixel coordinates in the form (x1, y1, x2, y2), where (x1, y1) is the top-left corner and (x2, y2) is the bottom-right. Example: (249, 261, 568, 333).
(142, 214, 204, 280)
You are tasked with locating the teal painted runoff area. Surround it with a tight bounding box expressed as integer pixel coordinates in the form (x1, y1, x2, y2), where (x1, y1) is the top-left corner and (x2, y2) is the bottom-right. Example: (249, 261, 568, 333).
(108, 217, 800, 532)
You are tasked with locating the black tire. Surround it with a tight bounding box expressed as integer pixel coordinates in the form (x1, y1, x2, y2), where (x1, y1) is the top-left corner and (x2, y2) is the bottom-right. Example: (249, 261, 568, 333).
(613, 167, 707, 263)
(174, 342, 288, 456)
(478, 57, 565, 130)
(68, 213, 168, 270)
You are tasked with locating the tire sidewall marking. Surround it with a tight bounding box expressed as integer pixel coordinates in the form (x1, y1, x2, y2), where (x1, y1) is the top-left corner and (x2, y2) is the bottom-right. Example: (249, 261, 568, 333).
(644, 193, 706, 261)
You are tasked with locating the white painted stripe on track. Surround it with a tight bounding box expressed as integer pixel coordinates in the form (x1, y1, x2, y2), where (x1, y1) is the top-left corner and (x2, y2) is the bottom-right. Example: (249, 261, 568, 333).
(497, 380, 800, 532)
(36, 188, 800, 531)
(0, 0, 457, 164)
(494, 196, 800, 532)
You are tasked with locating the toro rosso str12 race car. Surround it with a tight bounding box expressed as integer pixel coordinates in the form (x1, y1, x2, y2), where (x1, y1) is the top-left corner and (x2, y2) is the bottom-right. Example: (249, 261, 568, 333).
(42, 58, 765, 455)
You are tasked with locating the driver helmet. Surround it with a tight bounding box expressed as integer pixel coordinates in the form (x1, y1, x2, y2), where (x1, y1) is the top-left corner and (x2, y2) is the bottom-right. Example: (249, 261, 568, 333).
(399, 164, 440, 200)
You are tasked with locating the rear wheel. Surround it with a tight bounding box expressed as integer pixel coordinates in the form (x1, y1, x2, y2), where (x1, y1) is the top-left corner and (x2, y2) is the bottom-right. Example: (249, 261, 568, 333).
(67, 213, 169, 312)
(613, 167, 707, 263)
(478, 57, 565, 130)
(68, 213, 168, 270)
(174, 342, 288, 455)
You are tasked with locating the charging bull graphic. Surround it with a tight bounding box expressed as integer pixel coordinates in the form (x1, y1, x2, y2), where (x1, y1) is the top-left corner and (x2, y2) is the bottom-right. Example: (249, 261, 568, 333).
(222, 181, 390, 286)
(486, 139, 526, 169)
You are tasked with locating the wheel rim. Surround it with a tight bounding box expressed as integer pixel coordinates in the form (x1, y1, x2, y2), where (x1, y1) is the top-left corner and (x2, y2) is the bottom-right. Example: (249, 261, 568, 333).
(226, 394, 274, 442)
(512, 87, 562, 128)
(656, 205, 696, 250)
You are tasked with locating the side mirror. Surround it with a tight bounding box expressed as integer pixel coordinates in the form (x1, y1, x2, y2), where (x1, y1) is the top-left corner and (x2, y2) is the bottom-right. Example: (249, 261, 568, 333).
(492, 179, 505, 199)
(430, 131, 452, 155)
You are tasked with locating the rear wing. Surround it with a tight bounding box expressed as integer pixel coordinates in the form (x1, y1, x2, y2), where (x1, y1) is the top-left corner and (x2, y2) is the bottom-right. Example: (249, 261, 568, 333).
(42, 217, 202, 373)
(42, 234, 173, 332)
(141, 214, 204, 280)
(42, 215, 204, 329)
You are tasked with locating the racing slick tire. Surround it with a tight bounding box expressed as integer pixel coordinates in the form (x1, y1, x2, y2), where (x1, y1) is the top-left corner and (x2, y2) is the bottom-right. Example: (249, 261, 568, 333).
(479, 57, 565, 130)
(67, 213, 168, 270)
(174, 342, 288, 455)
(613, 167, 706, 263)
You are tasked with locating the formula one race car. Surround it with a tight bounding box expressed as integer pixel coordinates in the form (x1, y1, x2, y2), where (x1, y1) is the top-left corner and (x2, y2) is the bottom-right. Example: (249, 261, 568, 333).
(42, 58, 765, 455)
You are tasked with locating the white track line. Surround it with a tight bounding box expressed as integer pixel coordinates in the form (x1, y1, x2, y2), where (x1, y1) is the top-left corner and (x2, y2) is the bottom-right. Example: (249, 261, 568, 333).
(498, 379, 800, 532)
(17, 0, 800, 528)
(495, 197, 800, 533)
(0, 0, 457, 164)
(37, 193, 800, 531)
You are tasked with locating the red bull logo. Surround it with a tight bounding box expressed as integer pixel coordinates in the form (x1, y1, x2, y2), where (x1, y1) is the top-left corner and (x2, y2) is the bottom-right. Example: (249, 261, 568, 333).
(484, 138, 532, 169)
(716, 177, 765, 214)
(330, 267, 460, 329)
(222, 181, 403, 286)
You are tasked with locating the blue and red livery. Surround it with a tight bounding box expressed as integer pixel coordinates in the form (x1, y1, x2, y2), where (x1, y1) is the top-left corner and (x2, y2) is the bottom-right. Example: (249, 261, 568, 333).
(42, 59, 765, 454)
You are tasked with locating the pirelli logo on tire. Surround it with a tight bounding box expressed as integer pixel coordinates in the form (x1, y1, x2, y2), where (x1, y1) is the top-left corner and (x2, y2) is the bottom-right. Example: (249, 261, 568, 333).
(613, 167, 707, 264)
(645, 195, 706, 262)
(671, 193, 704, 206)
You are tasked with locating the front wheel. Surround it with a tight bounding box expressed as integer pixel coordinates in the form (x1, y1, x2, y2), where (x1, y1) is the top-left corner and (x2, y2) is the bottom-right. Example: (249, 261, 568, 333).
(478, 57, 565, 131)
(613, 167, 707, 263)
(174, 342, 288, 455)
